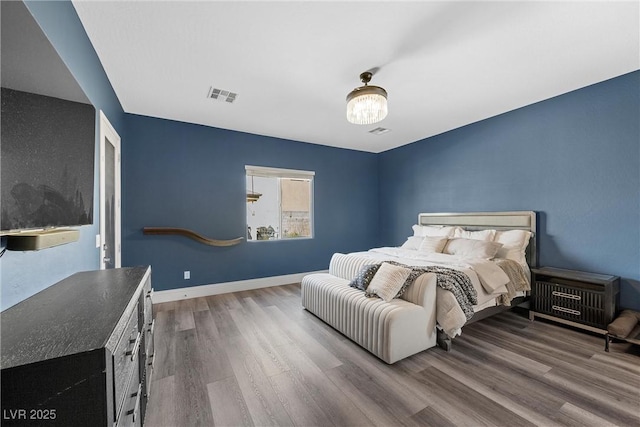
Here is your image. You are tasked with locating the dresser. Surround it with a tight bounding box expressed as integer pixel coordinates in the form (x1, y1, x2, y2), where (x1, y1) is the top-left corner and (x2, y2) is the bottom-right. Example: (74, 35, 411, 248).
(1, 266, 154, 426)
(530, 266, 619, 334)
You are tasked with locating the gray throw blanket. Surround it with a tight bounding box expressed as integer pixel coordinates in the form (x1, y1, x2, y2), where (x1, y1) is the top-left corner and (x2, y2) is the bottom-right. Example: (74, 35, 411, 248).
(365, 261, 478, 320)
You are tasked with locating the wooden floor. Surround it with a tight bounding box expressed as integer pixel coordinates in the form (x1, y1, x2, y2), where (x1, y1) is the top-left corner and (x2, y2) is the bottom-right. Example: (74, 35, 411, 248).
(145, 284, 640, 427)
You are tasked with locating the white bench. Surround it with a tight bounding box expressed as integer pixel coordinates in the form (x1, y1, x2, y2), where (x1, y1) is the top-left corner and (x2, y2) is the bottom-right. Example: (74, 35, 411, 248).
(301, 253, 437, 364)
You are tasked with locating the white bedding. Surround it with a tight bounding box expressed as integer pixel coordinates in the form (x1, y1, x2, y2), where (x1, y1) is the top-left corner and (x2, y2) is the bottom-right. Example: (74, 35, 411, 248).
(337, 247, 527, 337)
(354, 247, 510, 304)
(474, 291, 527, 312)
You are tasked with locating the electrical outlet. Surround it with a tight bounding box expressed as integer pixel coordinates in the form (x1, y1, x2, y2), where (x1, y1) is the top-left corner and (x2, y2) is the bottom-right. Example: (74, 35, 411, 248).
(184, 271, 190, 280)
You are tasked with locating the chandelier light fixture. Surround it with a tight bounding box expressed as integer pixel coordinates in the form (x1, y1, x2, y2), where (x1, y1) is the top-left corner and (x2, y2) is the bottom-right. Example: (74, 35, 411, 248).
(346, 71, 388, 125)
(246, 175, 262, 203)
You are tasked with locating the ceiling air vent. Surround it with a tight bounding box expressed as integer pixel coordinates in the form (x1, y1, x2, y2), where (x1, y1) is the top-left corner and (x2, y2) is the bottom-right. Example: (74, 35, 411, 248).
(369, 127, 390, 135)
(207, 87, 238, 103)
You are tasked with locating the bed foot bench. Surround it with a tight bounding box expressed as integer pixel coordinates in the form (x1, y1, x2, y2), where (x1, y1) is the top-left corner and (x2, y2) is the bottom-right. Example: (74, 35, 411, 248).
(301, 254, 438, 364)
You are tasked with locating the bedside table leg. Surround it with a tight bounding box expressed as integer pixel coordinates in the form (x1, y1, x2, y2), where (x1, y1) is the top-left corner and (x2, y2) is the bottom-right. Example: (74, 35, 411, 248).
(604, 334, 610, 352)
(529, 311, 535, 321)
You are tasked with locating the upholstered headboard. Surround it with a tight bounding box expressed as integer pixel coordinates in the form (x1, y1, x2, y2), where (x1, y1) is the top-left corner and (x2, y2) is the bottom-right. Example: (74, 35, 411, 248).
(418, 211, 537, 267)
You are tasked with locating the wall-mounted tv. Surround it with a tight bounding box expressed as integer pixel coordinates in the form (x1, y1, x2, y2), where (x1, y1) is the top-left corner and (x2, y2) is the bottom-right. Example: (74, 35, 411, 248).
(1, 1, 96, 234)
(1, 88, 96, 232)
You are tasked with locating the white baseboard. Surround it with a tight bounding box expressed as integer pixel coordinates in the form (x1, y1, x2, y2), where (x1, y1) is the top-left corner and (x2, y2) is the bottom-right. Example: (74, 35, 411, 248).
(151, 270, 328, 304)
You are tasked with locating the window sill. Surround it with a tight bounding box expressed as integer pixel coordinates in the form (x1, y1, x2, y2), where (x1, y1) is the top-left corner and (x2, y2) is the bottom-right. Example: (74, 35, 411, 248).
(247, 237, 314, 243)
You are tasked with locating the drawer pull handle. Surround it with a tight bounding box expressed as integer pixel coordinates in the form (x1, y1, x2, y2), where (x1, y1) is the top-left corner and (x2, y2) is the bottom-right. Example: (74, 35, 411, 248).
(552, 305, 581, 316)
(126, 384, 142, 421)
(125, 332, 142, 361)
(552, 291, 581, 301)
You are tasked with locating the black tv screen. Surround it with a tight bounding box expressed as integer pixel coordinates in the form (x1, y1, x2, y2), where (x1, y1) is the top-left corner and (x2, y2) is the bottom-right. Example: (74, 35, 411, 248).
(1, 87, 96, 232)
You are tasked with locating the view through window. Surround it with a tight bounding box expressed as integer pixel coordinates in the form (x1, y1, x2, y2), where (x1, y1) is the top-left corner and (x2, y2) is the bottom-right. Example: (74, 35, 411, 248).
(246, 166, 314, 241)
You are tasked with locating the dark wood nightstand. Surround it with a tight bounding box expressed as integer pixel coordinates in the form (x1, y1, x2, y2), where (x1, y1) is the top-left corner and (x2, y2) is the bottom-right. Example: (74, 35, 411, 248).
(530, 267, 619, 334)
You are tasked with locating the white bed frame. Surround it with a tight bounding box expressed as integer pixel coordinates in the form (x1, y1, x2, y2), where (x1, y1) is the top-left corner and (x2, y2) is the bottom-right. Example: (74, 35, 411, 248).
(418, 211, 537, 350)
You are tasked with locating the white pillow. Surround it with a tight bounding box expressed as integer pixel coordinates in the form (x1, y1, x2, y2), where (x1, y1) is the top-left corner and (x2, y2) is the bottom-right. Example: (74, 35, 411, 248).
(412, 224, 456, 238)
(443, 238, 503, 259)
(494, 229, 531, 249)
(400, 236, 423, 250)
(366, 263, 412, 302)
(494, 230, 532, 265)
(453, 227, 496, 241)
(418, 236, 448, 253)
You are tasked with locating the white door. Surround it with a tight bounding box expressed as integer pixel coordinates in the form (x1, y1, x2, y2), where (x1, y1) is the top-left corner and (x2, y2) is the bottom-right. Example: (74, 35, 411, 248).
(99, 111, 121, 269)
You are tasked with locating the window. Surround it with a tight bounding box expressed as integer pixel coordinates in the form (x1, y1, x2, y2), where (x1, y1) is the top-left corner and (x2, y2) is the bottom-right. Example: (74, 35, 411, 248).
(246, 165, 314, 241)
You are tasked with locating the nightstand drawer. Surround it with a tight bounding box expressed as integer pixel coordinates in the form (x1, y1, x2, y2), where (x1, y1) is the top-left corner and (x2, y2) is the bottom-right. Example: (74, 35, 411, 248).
(533, 280, 607, 328)
(537, 279, 605, 306)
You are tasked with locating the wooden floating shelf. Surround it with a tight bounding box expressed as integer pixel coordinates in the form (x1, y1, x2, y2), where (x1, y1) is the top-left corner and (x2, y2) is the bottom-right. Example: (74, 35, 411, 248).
(143, 227, 244, 247)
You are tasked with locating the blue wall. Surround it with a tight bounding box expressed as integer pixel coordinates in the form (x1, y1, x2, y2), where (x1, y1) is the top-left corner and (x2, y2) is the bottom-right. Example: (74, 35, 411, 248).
(122, 114, 380, 291)
(0, 0, 124, 310)
(379, 71, 640, 309)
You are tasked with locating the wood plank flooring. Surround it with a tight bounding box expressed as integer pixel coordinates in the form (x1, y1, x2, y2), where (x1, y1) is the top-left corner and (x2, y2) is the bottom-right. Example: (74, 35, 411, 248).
(145, 284, 640, 426)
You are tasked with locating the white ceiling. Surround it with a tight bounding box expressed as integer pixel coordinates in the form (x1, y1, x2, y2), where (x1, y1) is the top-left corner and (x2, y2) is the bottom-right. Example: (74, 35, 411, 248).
(72, 1, 639, 153)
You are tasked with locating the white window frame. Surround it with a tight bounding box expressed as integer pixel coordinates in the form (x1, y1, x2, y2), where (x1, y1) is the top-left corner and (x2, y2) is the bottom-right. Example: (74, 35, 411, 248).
(245, 165, 315, 241)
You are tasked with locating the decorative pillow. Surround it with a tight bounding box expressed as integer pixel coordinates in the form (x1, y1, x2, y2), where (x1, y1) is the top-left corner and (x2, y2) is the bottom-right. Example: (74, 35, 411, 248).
(494, 230, 532, 265)
(417, 236, 448, 253)
(412, 224, 456, 238)
(348, 264, 381, 291)
(365, 262, 412, 302)
(443, 238, 503, 259)
(453, 227, 496, 241)
(400, 236, 424, 250)
(494, 229, 531, 249)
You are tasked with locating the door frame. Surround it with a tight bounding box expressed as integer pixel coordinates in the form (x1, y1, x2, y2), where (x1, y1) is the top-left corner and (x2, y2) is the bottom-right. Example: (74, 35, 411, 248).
(99, 110, 121, 269)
